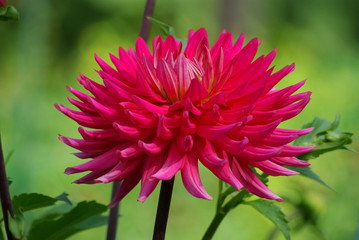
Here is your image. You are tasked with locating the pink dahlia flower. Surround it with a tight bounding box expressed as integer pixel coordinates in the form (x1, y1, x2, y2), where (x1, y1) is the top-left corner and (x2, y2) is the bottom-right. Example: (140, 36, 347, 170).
(56, 28, 314, 207)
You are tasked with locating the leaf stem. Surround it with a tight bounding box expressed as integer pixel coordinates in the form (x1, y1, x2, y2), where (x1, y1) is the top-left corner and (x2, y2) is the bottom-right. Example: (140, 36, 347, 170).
(0, 135, 14, 240)
(203, 190, 247, 240)
(106, 181, 121, 240)
(153, 178, 175, 240)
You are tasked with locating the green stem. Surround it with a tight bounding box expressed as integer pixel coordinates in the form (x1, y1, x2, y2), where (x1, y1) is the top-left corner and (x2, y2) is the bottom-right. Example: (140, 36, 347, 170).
(202, 211, 227, 240)
(203, 190, 248, 240)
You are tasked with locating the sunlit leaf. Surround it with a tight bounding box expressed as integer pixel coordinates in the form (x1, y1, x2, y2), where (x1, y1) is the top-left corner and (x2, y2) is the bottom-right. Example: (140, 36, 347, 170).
(245, 199, 290, 240)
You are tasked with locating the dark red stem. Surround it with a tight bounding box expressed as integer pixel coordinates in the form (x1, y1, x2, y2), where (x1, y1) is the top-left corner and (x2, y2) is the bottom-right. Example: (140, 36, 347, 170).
(139, 0, 156, 41)
(0, 135, 14, 240)
(152, 178, 175, 240)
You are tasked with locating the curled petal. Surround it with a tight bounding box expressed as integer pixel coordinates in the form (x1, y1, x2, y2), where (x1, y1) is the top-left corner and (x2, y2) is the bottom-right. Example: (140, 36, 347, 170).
(231, 159, 282, 201)
(151, 142, 186, 180)
(181, 151, 213, 200)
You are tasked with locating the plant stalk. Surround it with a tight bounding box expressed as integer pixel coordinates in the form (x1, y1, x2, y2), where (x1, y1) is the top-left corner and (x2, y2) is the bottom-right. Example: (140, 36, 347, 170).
(139, 0, 156, 40)
(0, 135, 14, 240)
(106, 181, 121, 240)
(152, 178, 175, 240)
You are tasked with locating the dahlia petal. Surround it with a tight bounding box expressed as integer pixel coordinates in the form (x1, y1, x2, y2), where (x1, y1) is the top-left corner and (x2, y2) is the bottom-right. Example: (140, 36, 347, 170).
(238, 145, 282, 161)
(95, 54, 118, 77)
(181, 151, 213, 200)
(157, 59, 178, 102)
(197, 123, 238, 140)
(175, 53, 191, 96)
(263, 63, 295, 93)
(236, 120, 281, 140)
(231, 33, 245, 58)
(184, 28, 209, 60)
(109, 168, 142, 207)
(103, 78, 133, 101)
(65, 148, 118, 174)
(181, 111, 197, 135)
(138, 137, 169, 155)
(138, 152, 167, 202)
(124, 109, 157, 128)
(275, 127, 314, 136)
(271, 157, 310, 167)
(113, 122, 154, 141)
(199, 104, 222, 124)
(132, 95, 168, 114)
(251, 160, 299, 176)
(87, 97, 121, 120)
(157, 115, 175, 140)
(109, 53, 137, 83)
(176, 134, 194, 152)
(152, 142, 186, 180)
(213, 136, 248, 154)
(135, 73, 167, 103)
(67, 86, 89, 102)
(136, 37, 152, 61)
(59, 135, 115, 154)
(73, 152, 99, 159)
(257, 133, 299, 147)
(73, 169, 110, 184)
(182, 78, 208, 104)
(278, 145, 316, 157)
(164, 35, 182, 57)
(78, 127, 120, 141)
(230, 38, 260, 76)
(118, 144, 143, 159)
(196, 138, 227, 166)
(231, 159, 282, 201)
(67, 97, 96, 114)
(95, 156, 142, 183)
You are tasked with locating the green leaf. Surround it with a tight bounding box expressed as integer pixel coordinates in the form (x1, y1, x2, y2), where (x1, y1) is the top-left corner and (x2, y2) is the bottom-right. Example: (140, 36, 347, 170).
(286, 166, 334, 191)
(245, 199, 290, 240)
(295, 114, 354, 160)
(8, 211, 25, 239)
(12, 193, 58, 213)
(27, 201, 107, 240)
(55, 192, 72, 205)
(0, 5, 20, 21)
(147, 17, 175, 37)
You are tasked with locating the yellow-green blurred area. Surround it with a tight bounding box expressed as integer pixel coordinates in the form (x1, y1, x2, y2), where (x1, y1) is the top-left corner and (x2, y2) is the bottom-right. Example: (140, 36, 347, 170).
(1, 0, 359, 239)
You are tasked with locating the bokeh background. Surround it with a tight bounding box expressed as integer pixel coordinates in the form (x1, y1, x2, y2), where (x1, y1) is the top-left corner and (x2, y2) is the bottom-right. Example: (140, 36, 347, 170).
(1, 0, 359, 239)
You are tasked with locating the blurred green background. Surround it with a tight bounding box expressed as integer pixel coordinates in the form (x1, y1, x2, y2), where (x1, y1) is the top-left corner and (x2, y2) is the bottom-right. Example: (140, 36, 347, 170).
(1, 0, 359, 239)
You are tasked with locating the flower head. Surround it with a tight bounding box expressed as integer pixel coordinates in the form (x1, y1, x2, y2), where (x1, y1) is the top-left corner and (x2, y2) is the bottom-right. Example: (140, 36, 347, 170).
(56, 28, 314, 207)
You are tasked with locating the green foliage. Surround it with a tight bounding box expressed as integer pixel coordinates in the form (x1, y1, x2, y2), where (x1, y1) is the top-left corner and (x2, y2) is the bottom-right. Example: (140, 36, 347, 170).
(27, 201, 107, 240)
(8, 211, 25, 239)
(287, 166, 334, 190)
(147, 17, 187, 47)
(245, 199, 290, 240)
(7, 192, 108, 240)
(295, 114, 354, 160)
(147, 17, 175, 37)
(0, 5, 20, 21)
(12, 193, 58, 214)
